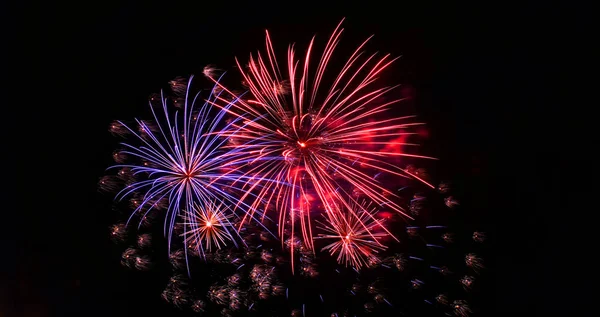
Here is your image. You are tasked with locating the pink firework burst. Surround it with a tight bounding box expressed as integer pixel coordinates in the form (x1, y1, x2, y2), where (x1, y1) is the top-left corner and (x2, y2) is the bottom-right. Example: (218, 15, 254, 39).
(211, 19, 436, 268)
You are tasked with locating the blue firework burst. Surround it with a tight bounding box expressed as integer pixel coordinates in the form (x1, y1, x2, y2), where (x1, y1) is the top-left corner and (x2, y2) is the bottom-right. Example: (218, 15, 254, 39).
(107, 75, 275, 269)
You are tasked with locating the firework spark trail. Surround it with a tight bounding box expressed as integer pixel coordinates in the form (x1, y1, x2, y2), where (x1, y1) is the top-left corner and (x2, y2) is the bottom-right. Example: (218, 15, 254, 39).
(208, 20, 437, 263)
(107, 75, 280, 269)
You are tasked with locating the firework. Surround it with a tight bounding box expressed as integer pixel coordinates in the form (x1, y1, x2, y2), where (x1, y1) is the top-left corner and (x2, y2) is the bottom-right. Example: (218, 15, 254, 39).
(98, 175, 121, 193)
(442, 232, 454, 243)
(137, 233, 152, 248)
(472, 231, 486, 243)
(109, 223, 127, 242)
(460, 275, 475, 290)
(435, 294, 449, 305)
(162, 287, 189, 308)
(182, 201, 237, 254)
(452, 300, 473, 317)
(203, 65, 223, 79)
(120, 247, 151, 270)
(316, 201, 388, 269)
(108, 120, 129, 137)
(208, 284, 230, 305)
(210, 19, 437, 258)
(465, 253, 484, 273)
(169, 249, 186, 269)
(444, 196, 460, 208)
(120, 247, 138, 268)
(191, 299, 206, 313)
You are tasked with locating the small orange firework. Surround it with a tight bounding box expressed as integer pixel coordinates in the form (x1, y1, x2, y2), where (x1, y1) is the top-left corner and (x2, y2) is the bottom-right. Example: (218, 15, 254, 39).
(182, 202, 238, 254)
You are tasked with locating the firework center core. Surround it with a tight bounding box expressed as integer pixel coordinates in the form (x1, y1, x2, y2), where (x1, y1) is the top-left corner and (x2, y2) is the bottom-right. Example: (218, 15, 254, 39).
(183, 169, 197, 180)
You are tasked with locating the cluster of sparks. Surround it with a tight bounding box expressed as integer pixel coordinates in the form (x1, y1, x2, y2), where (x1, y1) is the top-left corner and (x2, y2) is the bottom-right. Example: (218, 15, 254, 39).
(100, 19, 487, 316)
(109, 214, 485, 316)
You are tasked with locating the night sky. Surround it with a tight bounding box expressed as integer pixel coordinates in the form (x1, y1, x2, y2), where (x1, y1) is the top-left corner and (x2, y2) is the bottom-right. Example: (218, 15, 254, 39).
(5, 1, 588, 316)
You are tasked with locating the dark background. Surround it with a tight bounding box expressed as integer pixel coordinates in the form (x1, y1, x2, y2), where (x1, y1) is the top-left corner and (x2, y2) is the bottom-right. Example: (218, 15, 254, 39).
(4, 1, 591, 316)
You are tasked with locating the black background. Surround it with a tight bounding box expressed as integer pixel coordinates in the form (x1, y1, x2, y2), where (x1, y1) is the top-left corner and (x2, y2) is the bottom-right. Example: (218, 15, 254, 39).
(4, 1, 591, 316)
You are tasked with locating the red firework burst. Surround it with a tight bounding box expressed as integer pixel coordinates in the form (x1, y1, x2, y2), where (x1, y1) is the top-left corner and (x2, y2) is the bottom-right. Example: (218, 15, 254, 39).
(210, 19, 436, 268)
